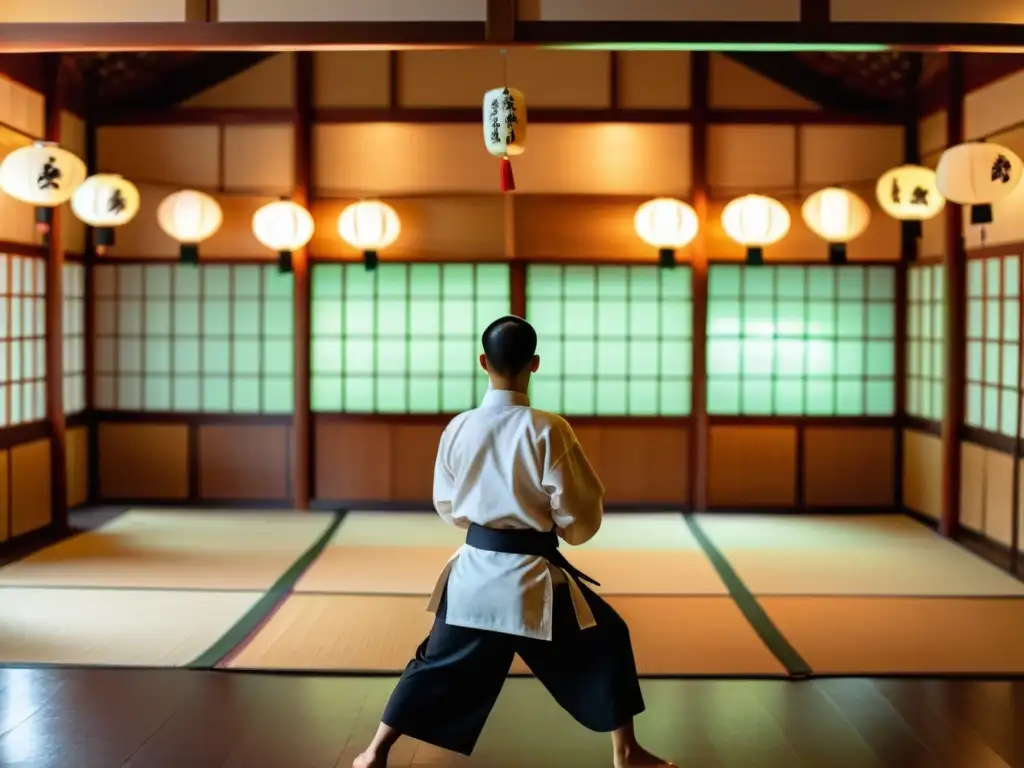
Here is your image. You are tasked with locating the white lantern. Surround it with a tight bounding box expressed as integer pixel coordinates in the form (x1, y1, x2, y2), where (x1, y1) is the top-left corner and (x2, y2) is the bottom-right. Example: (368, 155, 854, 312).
(875, 164, 945, 222)
(721, 195, 791, 264)
(337, 200, 401, 271)
(634, 198, 699, 268)
(801, 187, 871, 263)
(0, 140, 86, 234)
(70, 174, 141, 254)
(252, 200, 314, 273)
(156, 190, 223, 264)
(936, 141, 1022, 225)
(483, 87, 527, 193)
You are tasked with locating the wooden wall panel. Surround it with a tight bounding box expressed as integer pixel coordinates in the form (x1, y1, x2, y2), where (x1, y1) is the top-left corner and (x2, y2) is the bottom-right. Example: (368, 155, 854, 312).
(518, 0, 800, 22)
(902, 429, 942, 521)
(0, 450, 8, 543)
(217, 0, 487, 22)
(618, 52, 691, 109)
(60, 110, 88, 255)
(0, 0, 193, 22)
(0, 74, 45, 138)
(710, 54, 818, 110)
(312, 196, 506, 261)
(98, 423, 189, 500)
(97, 126, 220, 188)
(223, 125, 295, 194)
(66, 425, 89, 508)
(390, 424, 445, 502)
(708, 125, 797, 194)
(963, 126, 1024, 249)
(803, 427, 894, 507)
(918, 110, 948, 156)
(960, 441, 1015, 548)
(571, 424, 689, 505)
(185, 54, 295, 109)
(315, 420, 392, 501)
(10, 439, 51, 537)
(315, 53, 391, 108)
(831, 0, 1020, 22)
(708, 426, 797, 507)
(799, 126, 904, 189)
(965, 67, 1024, 140)
(919, 151, 946, 260)
(198, 424, 290, 500)
(0, 125, 37, 245)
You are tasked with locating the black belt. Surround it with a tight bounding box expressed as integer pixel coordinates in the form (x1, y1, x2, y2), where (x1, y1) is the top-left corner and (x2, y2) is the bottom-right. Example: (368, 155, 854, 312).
(465, 523, 601, 587)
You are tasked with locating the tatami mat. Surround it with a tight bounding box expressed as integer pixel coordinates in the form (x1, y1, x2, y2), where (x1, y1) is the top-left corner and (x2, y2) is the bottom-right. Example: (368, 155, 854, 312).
(225, 594, 786, 676)
(694, 514, 1024, 596)
(759, 597, 1024, 675)
(332, 512, 466, 547)
(0, 510, 335, 590)
(0, 587, 262, 667)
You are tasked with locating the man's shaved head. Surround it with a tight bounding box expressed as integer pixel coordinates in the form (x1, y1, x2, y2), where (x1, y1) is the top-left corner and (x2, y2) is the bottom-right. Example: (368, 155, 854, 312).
(481, 316, 538, 377)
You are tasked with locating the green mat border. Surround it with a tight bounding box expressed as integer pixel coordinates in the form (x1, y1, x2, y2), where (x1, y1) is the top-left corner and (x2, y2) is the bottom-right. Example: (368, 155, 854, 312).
(187, 511, 346, 669)
(684, 513, 812, 677)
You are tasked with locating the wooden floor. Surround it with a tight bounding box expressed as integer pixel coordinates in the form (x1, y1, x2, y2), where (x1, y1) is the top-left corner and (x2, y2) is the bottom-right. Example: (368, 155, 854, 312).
(1, 669, 1023, 767)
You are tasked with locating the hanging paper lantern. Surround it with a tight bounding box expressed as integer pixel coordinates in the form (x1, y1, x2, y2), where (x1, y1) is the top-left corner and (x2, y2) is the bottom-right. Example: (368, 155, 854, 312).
(252, 200, 315, 274)
(156, 190, 223, 264)
(337, 200, 401, 271)
(801, 187, 870, 264)
(483, 87, 527, 193)
(0, 140, 86, 235)
(936, 141, 1022, 225)
(875, 164, 945, 222)
(70, 174, 141, 254)
(633, 198, 699, 268)
(721, 194, 791, 264)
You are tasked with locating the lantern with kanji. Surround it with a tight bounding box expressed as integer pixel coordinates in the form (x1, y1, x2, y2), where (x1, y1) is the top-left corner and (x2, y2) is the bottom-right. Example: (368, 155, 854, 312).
(936, 141, 1022, 225)
(483, 87, 527, 193)
(0, 140, 86, 235)
(71, 174, 141, 254)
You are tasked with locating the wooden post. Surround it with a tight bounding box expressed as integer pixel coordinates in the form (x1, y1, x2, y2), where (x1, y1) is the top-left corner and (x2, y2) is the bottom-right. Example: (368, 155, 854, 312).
(689, 52, 710, 511)
(84, 73, 99, 504)
(940, 52, 966, 538)
(43, 53, 67, 530)
(291, 52, 313, 510)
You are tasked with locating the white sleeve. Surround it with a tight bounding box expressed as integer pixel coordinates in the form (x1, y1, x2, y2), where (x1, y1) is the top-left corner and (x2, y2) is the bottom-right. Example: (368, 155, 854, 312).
(544, 439, 604, 546)
(432, 430, 463, 528)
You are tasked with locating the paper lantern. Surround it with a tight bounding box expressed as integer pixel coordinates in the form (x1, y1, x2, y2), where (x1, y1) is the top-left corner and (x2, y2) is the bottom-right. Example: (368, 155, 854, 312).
(70, 174, 140, 254)
(0, 140, 86, 234)
(483, 87, 527, 193)
(875, 165, 945, 222)
(936, 141, 1022, 225)
(252, 200, 314, 273)
(721, 195, 791, 264)
(634, 198, 699, 268)
(337, 200, 401, 271)
(156, 190, 223, 264)
(801, 187, 870, 263)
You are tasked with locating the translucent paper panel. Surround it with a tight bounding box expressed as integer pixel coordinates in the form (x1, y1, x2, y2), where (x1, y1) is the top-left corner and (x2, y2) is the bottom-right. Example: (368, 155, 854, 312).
(0, 254, 48, 427)
(525, 265, 692, 416)
(707, 265, 895, 416)
(93, 264, 293, 414)
(906, 263, 945, 422)
(311, 263, 511, 413)
(962, 255, 1021, 436)
(62, 262, 86, 415)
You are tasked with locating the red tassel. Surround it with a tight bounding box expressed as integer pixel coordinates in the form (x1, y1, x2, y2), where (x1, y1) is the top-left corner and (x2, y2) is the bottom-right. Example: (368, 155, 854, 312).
(499, 156, 516, 193)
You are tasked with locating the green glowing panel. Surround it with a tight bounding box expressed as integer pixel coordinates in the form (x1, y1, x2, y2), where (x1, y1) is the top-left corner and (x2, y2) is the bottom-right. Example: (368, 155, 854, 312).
(707, 264, 895, 416)
(1001, 390, 1018, 436)
(905, 264, 946, 422)
(263, 378, 293, 413)
(966, 384, 983, 426)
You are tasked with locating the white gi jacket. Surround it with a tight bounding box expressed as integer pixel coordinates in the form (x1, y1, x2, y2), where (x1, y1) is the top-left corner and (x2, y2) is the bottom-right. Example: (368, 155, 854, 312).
(426, 389, 604, 641)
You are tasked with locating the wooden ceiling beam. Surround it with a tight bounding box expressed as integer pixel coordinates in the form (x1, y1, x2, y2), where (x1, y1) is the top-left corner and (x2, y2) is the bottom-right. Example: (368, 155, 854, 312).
(917, 54, 1024, 118)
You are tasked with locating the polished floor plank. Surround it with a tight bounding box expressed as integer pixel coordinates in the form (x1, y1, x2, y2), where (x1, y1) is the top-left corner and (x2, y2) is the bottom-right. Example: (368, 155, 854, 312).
(2, 669, 1024, 767)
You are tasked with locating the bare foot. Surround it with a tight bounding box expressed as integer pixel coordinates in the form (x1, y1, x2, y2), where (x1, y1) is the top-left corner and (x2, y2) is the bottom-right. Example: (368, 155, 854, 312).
(614, 743, 676, 768)
(352, 750, 387, 768)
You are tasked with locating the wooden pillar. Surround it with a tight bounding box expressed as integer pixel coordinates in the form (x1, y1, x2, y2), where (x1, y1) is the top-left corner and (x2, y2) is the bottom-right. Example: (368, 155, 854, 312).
(941, 52, 966, 538)
(43, 54, 67, 530)
(83, 73, 99, 504)
(894, 55, 922, 510)
(291, 52, 313, 510)
(689, 52, 710, 511)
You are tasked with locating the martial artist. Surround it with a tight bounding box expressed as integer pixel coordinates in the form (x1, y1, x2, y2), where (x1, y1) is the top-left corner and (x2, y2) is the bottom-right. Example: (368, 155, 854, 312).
(354, 316, 674, 768)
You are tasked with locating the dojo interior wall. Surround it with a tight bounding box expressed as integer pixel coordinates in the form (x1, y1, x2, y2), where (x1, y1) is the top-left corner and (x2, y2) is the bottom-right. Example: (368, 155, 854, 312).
(0, 71, 89, 546)
(908, 70, 1024, 555)
(88, 50, 908, 511)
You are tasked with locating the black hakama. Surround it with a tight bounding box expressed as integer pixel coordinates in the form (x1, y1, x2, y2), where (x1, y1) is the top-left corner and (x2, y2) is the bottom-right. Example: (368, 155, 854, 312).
(380, 525, 646, 756)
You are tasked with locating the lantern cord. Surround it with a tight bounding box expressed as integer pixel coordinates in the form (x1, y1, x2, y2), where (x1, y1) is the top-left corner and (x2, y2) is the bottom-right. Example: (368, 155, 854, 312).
(501, 48, 508, 88)
(981, 226, 987, 246)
